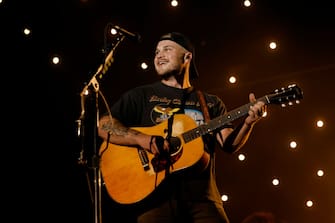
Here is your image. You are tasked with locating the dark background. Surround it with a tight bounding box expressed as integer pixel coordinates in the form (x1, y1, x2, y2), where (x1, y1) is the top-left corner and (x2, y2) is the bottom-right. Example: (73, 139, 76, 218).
(2, 1, 334, 222)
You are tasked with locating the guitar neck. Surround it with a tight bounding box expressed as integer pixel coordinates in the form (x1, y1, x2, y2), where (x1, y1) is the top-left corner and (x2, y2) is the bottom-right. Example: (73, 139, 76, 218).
(182, 96, 269, 143)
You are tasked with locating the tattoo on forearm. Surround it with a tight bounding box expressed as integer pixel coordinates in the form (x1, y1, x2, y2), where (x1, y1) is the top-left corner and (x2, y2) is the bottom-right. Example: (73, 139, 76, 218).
(101, 119, 140, 137)
(101, 121, 113, 132)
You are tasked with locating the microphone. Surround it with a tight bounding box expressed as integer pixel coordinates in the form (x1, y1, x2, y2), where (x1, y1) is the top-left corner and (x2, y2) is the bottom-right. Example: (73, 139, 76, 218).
(111, 24, 142, 43)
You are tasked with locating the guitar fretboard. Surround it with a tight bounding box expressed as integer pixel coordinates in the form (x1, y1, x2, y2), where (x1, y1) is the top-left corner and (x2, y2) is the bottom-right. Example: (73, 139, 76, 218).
(182, 96, 269, 143)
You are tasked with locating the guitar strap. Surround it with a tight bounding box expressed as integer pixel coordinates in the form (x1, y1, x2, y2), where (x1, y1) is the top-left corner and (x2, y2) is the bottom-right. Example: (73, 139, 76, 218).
(195, 90, 214, 172)
(196, 90, 210, 122)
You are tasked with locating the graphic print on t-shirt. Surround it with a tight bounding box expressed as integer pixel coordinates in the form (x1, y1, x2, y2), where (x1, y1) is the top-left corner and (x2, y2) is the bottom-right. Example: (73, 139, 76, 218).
(150, 104, 180, 124)
(150, 104, 204, 126)
(184, 108, 205, 126)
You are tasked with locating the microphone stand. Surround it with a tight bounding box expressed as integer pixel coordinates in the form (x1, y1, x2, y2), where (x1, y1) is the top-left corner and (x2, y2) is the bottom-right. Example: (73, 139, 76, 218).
(76, 35, 126, 223)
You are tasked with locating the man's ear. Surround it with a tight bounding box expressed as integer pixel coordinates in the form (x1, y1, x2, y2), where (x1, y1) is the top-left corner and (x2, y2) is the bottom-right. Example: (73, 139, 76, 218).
(183, 52, 192, 62)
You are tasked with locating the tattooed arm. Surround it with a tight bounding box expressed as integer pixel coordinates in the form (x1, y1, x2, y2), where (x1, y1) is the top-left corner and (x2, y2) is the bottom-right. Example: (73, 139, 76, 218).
(98, 115, 168, 154)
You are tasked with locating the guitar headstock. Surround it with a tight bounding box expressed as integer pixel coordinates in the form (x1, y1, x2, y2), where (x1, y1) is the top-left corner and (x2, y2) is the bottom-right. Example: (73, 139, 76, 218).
(267, 84, 303, 107)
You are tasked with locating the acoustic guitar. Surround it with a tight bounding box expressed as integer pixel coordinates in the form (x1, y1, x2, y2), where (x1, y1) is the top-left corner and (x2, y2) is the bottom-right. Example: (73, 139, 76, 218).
(99, 84, 303, 204)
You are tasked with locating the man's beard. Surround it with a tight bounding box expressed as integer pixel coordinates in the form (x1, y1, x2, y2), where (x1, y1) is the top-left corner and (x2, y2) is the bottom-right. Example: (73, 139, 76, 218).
(161, 71, 175, 80)
(160, 67, 186, 82)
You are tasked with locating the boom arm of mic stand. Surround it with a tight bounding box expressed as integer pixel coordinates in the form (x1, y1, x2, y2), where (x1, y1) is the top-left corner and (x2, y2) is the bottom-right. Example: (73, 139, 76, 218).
(80, 35, 126, 97)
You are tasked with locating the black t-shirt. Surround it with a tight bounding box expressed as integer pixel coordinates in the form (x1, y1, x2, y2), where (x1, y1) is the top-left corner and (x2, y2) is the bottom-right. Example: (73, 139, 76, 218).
(111, 81, 226, 127)
(110, 81, 228, 205)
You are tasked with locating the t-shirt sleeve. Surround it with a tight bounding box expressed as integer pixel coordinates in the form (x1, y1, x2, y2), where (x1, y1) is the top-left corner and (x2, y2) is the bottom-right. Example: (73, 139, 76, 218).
(207, 94, 234, 129)
(110, 88, 143, 127)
